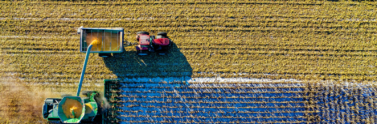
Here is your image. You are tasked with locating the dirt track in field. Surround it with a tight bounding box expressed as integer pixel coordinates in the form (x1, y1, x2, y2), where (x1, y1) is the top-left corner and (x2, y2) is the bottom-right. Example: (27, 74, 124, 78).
(0, 77, 58, 123)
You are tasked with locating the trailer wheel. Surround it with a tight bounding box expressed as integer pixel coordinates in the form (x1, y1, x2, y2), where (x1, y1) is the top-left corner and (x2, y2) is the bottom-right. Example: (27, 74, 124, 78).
(99, 53, 112, 58)
(112, 53, 120, 57)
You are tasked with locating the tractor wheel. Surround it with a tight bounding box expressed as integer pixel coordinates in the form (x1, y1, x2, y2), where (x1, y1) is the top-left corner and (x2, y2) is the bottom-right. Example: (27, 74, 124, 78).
(157, 32, 168, 38)
(136, 31, 149, 35)
(99, 53, 112, 58)
(157, 32, 167, 36)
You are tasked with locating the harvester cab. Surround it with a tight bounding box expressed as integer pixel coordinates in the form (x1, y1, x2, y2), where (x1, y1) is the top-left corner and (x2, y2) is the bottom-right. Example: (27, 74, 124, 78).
(136, 31, 172, 56)
(42, 91, 102, 123)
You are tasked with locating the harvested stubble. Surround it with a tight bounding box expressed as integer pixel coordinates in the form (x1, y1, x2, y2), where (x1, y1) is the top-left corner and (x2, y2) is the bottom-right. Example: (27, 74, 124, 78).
(1, 0, 377, 123)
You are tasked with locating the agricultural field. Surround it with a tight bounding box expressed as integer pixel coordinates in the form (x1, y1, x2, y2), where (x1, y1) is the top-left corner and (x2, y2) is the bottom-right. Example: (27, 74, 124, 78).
(1, 0, 377, 123)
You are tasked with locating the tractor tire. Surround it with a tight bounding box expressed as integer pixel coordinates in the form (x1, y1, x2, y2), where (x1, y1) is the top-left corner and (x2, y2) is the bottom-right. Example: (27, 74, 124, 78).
(157, 32, 167, 36)
(136, 31, 149, 35)
(99, 53, 112, 58)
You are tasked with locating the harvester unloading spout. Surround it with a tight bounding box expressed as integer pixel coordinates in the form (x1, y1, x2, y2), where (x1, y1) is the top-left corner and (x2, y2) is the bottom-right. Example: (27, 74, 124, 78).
(76, 39, 100, 96)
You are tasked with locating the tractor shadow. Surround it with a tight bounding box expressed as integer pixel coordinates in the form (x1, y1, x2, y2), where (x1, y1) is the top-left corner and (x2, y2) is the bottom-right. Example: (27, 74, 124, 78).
(101, 41, 195, 123)
(102, 41, 192, 82)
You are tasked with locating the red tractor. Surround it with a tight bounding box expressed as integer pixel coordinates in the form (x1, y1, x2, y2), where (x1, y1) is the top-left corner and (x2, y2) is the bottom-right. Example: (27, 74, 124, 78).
(135, 31, 171, 55)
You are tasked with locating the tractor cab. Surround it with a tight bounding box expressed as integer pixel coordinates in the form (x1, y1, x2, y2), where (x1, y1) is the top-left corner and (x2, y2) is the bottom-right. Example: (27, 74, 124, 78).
(135, 31, 153, 55)
(136, 31, 172, 56)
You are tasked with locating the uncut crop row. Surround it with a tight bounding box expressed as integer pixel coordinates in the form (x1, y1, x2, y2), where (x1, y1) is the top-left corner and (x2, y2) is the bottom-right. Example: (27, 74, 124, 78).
(1, 1, 376, 86)
(1, 1, 376, 85)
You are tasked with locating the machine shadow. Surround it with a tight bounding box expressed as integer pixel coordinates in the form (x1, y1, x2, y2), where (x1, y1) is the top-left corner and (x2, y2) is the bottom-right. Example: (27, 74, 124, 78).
(103, 42, 192, 83)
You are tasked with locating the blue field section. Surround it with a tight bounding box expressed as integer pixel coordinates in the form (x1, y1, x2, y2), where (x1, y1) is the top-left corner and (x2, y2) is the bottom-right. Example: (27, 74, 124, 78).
(104, 80, 377, 123)
(104, 80, 316, 123)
